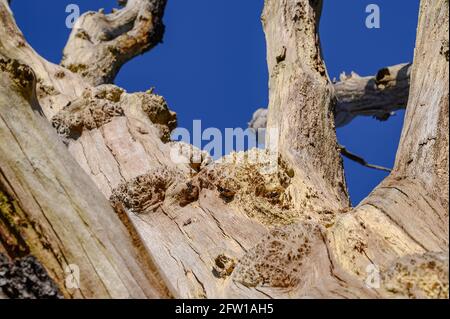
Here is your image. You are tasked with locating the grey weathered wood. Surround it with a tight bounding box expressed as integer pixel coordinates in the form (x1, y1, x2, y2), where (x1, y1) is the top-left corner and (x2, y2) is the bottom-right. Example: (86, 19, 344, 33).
(61, 0, 167, 86)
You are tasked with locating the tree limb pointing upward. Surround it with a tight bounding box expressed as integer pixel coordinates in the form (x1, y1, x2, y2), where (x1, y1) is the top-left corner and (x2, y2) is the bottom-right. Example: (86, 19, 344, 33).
(61, 0, 168, 86)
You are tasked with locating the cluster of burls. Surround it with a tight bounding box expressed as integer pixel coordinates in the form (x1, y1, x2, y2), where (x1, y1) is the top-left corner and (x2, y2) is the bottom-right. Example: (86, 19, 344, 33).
(51, 84, 177, 142)
(51, 85, 125, 138)
(233, 223, 318, 288)
(110, 166, 202, 213)
(110, 167, 176, 214)
(194, 149, 300, 226)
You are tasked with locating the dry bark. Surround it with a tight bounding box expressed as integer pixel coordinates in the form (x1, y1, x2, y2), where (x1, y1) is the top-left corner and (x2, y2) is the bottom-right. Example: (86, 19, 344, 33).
(0, 0, 448, 299)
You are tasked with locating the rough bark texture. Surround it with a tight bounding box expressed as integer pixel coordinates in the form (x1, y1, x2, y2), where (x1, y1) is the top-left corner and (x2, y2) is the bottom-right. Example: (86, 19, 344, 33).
(0, 253, 62, 299)
(0, 0, 448, 299)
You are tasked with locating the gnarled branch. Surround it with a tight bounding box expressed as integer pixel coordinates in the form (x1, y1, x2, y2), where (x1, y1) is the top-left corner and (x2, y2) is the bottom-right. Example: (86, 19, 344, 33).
(61, 0, 167, 86)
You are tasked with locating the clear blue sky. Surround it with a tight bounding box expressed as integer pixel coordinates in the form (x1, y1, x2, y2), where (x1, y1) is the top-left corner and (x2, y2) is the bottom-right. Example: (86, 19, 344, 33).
(11, 0, 420, 205)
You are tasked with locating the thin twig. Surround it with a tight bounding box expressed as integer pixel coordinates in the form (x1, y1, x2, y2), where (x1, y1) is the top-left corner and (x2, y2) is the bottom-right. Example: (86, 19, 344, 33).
(339, 145, 392, 172)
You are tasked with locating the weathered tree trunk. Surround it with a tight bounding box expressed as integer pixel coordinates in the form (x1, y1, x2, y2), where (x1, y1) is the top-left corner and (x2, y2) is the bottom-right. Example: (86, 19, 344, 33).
(328, 0, 449, 298)
(0, 0, 447, 299)
(0, 59, 170, 298)
(0, 0, 170, 299)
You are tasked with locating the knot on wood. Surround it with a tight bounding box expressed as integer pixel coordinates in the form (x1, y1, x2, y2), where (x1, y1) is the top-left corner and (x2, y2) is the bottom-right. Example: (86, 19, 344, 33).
(213, 254, 236, 278)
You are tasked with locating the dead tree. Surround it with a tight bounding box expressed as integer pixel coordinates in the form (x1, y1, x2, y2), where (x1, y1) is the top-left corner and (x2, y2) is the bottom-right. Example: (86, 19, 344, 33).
(0, 0, 448, 298)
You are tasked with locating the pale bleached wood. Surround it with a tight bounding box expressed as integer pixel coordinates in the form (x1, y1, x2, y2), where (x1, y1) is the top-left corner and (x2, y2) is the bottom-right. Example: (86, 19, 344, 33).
(61, 0, 167, 86)
(0, 0, 447, 299)
(249, 63, 411, 130)
(0, 58, 171, 298)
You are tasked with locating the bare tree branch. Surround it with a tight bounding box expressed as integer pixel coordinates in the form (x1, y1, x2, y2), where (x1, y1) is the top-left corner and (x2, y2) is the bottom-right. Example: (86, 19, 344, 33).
(249, 63, 411, 129)
(339, 145, 392, 172)
(61, 0, 167, 86)
(334, 63, 411, 127)
(249, 112, 392, 172)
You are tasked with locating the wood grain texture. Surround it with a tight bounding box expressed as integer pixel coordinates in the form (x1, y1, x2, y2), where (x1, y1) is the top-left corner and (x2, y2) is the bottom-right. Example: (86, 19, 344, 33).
(0, 0, 447, 299)
(0, 55, 170, 299)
